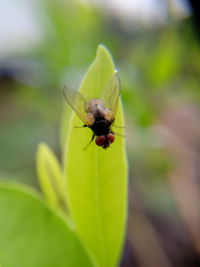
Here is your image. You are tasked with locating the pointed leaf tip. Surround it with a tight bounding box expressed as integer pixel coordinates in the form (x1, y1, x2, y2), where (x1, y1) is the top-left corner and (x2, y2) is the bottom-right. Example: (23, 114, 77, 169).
(64, 45, 128, 267)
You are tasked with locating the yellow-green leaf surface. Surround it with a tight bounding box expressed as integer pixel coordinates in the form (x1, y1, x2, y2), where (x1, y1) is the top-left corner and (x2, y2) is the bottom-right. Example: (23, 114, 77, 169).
(36, 143, 67, 213)
(64, 45, 128, 267)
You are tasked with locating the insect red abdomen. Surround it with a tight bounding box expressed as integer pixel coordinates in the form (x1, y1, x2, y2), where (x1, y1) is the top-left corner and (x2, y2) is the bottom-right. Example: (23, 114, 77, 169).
(107, 133, 115, 144)
(95, 136, 106, 146)
(95, 133, 115, 148)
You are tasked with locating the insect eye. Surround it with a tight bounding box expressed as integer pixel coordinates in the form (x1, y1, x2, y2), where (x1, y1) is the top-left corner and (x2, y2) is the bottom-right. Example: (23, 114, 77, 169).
(107, 133, 115, 144)
(95, 136, 106, 146)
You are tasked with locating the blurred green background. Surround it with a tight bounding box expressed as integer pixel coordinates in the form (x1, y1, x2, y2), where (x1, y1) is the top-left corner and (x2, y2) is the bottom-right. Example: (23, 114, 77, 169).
(1, 0, 200, 266)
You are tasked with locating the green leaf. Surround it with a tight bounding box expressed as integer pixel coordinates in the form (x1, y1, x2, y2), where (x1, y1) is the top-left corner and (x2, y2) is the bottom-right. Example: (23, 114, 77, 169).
(0, 181, 92, 267)
(64, 45, 128, 267)
(36, 143, 67, 213)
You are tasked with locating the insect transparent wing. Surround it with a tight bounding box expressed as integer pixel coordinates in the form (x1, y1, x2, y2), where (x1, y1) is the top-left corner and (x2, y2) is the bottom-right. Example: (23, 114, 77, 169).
(101, 74, 121, 120)
(63, 86, 92, 126)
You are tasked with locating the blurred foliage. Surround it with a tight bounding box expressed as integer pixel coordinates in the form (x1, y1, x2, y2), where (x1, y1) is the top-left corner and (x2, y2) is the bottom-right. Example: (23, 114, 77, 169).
(0, 0, 199, 207)
(1, 0, 200, 266)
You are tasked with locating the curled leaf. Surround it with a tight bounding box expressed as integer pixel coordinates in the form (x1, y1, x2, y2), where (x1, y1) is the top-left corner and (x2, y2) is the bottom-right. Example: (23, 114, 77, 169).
(36, 143, 67, 213)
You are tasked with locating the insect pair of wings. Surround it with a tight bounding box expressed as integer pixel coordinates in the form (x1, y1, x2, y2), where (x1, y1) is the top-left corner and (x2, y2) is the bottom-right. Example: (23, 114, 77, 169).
(63, 75, 120, 126)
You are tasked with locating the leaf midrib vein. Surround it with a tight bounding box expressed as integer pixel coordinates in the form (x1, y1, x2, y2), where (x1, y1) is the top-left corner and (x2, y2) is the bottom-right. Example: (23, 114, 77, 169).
(93, 60, 107, 267)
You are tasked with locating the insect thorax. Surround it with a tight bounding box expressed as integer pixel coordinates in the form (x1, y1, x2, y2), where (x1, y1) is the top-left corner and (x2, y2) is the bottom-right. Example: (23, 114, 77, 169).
(90, 119, 111, 136)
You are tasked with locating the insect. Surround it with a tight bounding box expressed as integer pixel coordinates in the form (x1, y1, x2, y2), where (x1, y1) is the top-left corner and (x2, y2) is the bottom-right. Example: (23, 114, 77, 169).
(63, 74, 120, 149)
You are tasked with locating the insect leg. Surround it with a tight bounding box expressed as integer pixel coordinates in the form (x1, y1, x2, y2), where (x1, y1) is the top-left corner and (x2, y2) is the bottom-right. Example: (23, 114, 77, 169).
(113, 125, 125, 128)
(114, 132, 125, 137)
(83, 133, 95, 150)
(74, 125, 88, 128)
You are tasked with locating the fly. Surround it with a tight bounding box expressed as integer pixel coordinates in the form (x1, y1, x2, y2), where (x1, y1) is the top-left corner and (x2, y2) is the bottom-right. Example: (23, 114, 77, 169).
(63, 74, 120, 149)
